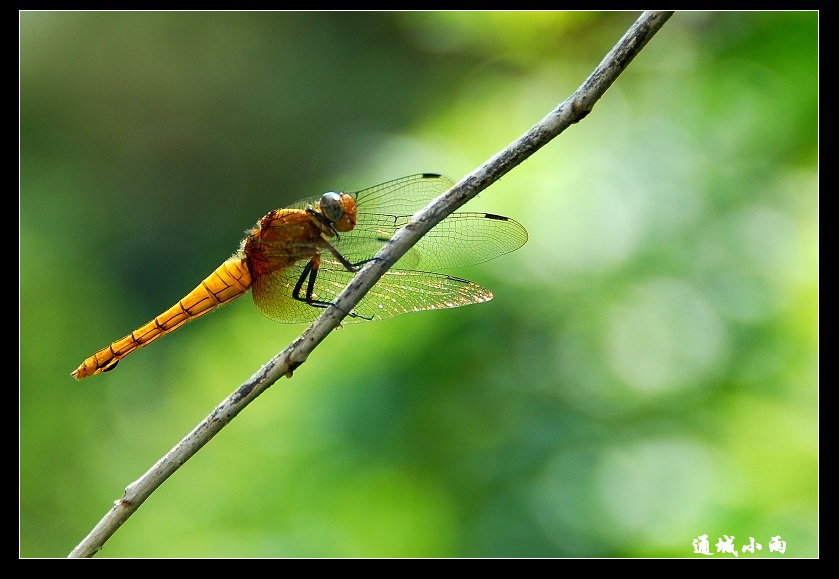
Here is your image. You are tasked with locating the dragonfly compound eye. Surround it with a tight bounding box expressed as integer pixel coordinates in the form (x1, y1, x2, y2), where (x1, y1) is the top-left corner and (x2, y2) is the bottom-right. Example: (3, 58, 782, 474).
(319, 192, 345, 223)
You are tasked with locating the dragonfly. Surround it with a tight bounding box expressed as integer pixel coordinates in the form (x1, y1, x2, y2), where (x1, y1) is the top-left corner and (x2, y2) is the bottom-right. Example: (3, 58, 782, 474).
(72, 173, 528, 380)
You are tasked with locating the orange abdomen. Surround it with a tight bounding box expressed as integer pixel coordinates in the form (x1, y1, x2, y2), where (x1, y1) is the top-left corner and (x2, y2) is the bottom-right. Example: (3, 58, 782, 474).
(72, 257, 252, 380)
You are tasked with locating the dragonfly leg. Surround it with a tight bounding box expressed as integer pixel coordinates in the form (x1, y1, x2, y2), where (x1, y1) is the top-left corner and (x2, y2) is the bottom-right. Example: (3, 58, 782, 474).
(319, 235, 388, 272)
(291, 257, 329, 308)
(292, 255, 371, 320)
(320, 239, 358, 272)
(349, 256, 382, 268)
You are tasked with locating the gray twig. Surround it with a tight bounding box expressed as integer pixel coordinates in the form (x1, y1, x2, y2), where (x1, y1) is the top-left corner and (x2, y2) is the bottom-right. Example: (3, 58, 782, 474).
(68, 10, 674, 558)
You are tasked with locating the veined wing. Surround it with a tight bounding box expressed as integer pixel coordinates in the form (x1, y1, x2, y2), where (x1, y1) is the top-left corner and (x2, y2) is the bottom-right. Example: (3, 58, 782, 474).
(251, 255, 494, 324)
(339, 173, 528, 270)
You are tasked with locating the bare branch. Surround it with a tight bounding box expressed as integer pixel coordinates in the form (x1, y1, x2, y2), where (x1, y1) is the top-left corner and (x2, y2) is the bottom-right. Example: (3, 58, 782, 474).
(67, 10, 674, 558)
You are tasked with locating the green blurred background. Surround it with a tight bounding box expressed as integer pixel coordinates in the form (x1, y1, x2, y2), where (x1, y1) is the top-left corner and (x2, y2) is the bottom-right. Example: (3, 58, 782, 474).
(20, 11, 817, 558)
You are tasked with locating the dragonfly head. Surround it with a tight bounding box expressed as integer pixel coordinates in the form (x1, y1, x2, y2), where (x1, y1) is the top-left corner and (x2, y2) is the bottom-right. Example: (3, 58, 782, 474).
(318, 191, 357, 233)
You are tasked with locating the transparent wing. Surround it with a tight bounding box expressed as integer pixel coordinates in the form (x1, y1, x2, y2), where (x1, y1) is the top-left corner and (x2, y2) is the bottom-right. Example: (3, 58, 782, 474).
(252, 256, 493, 324)
(340, 174, 528, 270)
